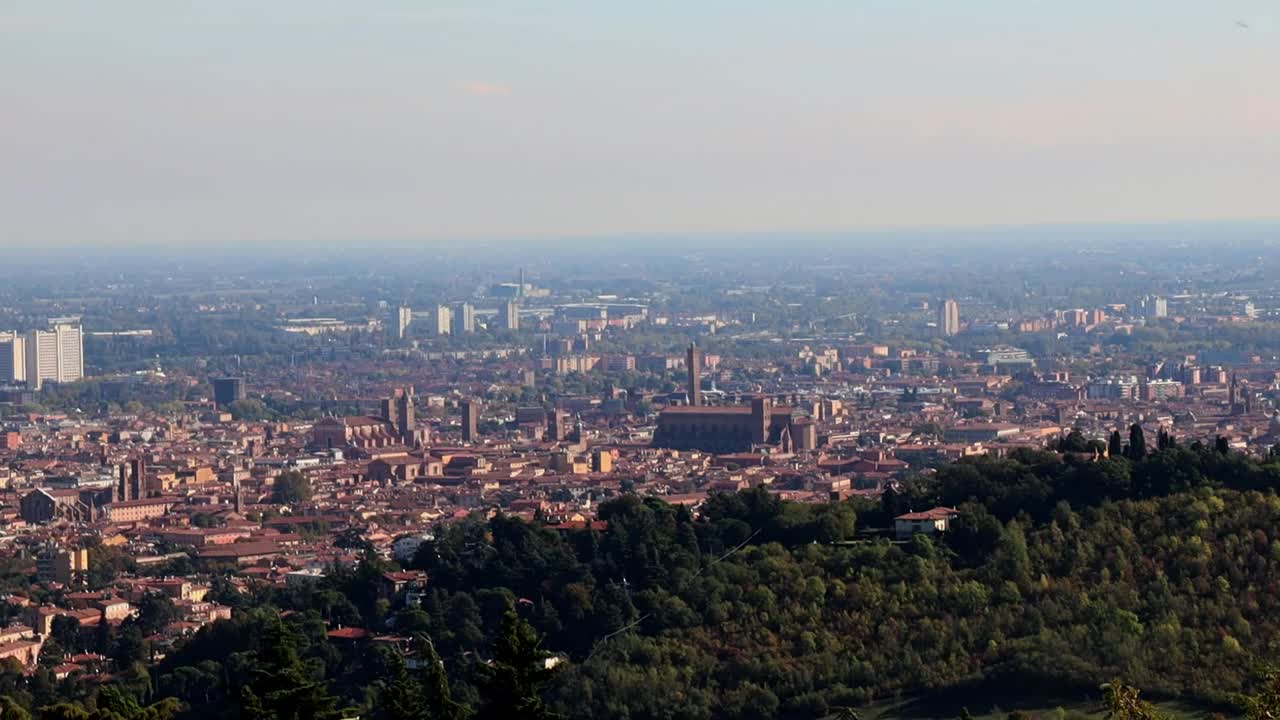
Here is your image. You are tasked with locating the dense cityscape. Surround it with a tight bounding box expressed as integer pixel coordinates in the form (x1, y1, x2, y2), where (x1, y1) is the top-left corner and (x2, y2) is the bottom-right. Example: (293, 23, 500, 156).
(5, 0, 1280, 717)
(0, 234, 1279, 718)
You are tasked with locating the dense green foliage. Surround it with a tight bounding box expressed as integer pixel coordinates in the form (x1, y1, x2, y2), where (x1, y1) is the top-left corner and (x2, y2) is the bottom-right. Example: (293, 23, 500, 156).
(271, 470, 312, 505)
(7, 444, 1280, 718)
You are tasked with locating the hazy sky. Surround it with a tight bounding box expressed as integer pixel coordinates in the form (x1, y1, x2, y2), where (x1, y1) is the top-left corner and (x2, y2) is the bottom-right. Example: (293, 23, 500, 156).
(3, 1, 1278, 247)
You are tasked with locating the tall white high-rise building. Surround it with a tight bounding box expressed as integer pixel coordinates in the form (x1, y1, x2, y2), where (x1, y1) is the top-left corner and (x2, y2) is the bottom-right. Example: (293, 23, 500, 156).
(500, 300, 520, 331)
(433, 305, 452, 336)
(938, 299, 960, 337)
(388, 306, 413, 340)
(0, 332, 25, 384)
(25, 323, 84, 390)
(452, 303, 476, 334)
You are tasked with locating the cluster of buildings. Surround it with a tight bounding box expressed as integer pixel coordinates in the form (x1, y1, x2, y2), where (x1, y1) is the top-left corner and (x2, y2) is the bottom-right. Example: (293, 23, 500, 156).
(0, 326, 1275, 677)
(5, 264, 1280, 680)
(969, 293, 1265, 336)
(0, 322, 85, 390)
(388, 301, 517, 340)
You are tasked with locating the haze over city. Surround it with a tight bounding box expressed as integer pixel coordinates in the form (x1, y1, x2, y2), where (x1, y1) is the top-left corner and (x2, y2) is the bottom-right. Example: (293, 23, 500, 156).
(3, 0, 1278, 249)
(5, 4, 1280, 720)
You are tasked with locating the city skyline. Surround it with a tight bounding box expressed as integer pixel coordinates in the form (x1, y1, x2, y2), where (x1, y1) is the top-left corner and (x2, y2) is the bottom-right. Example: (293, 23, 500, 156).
(2, 208, 1280, 717)
(5, 3, 1280, 717)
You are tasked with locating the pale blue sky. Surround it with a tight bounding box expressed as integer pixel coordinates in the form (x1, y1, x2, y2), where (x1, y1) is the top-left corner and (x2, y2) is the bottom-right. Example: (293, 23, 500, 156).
(2, 1, 1277, 247)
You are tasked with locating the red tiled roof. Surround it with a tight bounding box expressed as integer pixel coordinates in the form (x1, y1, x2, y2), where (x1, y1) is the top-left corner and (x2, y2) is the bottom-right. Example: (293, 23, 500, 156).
(381, 571, 425, 583)
(197, 542, 283, 559)
(660, 406, 792, 416)
(895, 507, 959, 521)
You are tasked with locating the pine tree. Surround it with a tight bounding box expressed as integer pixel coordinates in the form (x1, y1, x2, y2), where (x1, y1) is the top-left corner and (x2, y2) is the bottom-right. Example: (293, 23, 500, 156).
(379, 659, 427, 720)
(415, 635, 466, 720)
(240, 619, 340, 720)
(0, 696, 30, 720)
(474, 610, 559, 720)
(373, 635, 470, 720)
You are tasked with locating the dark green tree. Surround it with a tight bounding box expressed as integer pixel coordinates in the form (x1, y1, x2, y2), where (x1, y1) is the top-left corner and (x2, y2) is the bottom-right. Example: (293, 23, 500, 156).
(0, 696, 30, 720)
(239, 618, 339, 720)
(36, 685, 180, 720)
(227, 398, 272, 422)
(1108, 430, 1124, 458)
(376, 636, 466, 720)
(1127, 424, 1147, 460)
(134, 594, 179, 636)
(49, 616, 81, 655)
(474, 610, 558, 720)
(271, 470, 312, 505)
(378, 659, 427, 720)
(109, 626, 147, 668)
(993, 520, 1032, 588)
(412, 636, 467, 720)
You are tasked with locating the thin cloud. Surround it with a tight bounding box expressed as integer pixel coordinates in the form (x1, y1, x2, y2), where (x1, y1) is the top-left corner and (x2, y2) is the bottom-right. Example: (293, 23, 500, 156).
(372, 9, 503, 24)
(463, 82, 511, 97)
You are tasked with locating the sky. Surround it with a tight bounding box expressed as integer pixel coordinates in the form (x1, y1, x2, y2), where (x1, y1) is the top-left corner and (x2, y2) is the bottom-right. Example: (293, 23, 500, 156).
(2, 0, 1278, 248)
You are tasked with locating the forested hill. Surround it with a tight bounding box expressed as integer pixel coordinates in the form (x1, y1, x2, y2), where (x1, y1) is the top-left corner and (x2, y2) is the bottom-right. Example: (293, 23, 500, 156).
(10, 442, 1280, 719)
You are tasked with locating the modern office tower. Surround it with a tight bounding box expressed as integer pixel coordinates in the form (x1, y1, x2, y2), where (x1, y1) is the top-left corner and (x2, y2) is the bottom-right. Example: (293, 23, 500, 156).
(938, 299, 960, 337)
(451, 303, 476, 334)
(433, 305, 452, 335)
(1147, 296, 1168, 319)
(686, 342, 703, 406)
(0, 332, 25, 384)
(212, 377, 247, 408)
(461, 399, 481, 443)
(499, 300, 520, 331)
(26, 323, 84, 390)
(389, 306, 413, 340)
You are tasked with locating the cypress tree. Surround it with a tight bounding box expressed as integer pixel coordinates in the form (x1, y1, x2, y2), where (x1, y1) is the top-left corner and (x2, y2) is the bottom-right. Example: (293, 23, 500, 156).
(1127, 424, 1146, 460)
